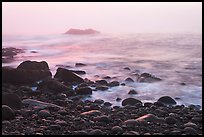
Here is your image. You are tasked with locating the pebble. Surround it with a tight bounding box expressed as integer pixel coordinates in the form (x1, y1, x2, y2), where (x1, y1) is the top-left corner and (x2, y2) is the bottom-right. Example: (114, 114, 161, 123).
(165, 116, 177, 124)
(93, 115, 111, 123)
(38, 110, 51, 118)
(89, 129, 103, 135)
(2, 105, 15, 120)
(111, 126, 123, 134)
(104, 102, 112, 107)
(184, 122, 198, 129)
(183, 127, 197, 135)
(128, 89, 138, 94)
(125, 78, 134, 82)
(94, 99, 104, 104)
(123, 119, 139, 127)
(48, 124, 61, 130)
(122, 98, 142, 106)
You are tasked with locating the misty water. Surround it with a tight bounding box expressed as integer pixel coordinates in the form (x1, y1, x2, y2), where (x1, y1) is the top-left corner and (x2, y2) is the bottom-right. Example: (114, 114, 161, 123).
(2, 33, 202, 107)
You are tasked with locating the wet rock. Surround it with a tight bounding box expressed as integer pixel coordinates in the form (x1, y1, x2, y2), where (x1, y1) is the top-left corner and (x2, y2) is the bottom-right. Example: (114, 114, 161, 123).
(37, 78, 74, 95)
(116, 97, 122, 102)
(48, 124, 61, 130)
(122, 98, 142, 106)
(125, 78, 134, 82)
(144, 102, 153, 107)
(75, 63, 87, 67)
(104, 102, 112, 107)
(136, 114, 164, 123)
(111, 126, 123, 134)
(2, 47, 24, 57)
(2, 105, 15, 120)
(95, 80, 108, 85)
(54, 120, 68, 126)
(93, 115, 111, 123)
(2, 93, 22, 110)
(184, 122, 198, 129)
(103, 76, 111, 79)
(94, 99, 104, 104)
(157, 96, 177, 105)
(124, 67, 131, 70)
(165, 116, 177, 124)
(128, 89, 138, 94)
(58, 110, 68, 116)
(70, 70, 86, 75)
(123, 119, 139, 127)
(2, 67, 52, 85)
(95, 85, 109, 91)
(108, 81, 120, 87)
(89, 129, 103, 135)
(80, 110, 102, 116)
(121, 83, 126, 86)
(73, 130, 88, 135)
(183, 127, 197, 135)
(75, 87, 92, 95)
(127, 131, 140, 135)
(137, 72, 162, 83)
(38, 110, 51, 118)
(54, 67, 84, 83)
(22, 99, 63, 109)
(17, 60, 49, 70)
(153, 101, 165, 107)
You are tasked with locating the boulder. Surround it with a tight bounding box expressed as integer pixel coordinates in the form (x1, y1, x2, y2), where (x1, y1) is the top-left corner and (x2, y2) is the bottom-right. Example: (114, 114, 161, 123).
(157, 96, 177, 105)
(2, 93, 22, 110)
(2, 67, 52, 85)
(54, 68, 84, 83)
(37, 78, 74, 96)
(137, 73, 162, 83)
(125, 78, 134, 82)
(75, 87, 92, 95)
(122, 98, 142, 106)
(17, 60, 49, 70)
(108, 81, 120, 87)
(2, 105, 15, 121)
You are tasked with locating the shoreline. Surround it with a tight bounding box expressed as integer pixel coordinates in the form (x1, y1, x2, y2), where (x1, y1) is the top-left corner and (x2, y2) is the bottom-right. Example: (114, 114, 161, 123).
(2, 60, 202, 135)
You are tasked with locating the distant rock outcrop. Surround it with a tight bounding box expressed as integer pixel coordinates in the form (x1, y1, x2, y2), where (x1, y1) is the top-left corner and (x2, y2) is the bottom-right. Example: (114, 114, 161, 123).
(65, 28, 100, 35)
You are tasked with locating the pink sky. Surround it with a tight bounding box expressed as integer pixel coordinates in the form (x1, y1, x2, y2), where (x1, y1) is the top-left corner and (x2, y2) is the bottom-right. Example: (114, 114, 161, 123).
(2, 2, 202, 35)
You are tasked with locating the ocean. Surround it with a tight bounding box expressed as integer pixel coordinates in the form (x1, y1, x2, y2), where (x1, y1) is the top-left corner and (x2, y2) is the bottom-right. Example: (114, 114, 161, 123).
(2, 33, 202, 107)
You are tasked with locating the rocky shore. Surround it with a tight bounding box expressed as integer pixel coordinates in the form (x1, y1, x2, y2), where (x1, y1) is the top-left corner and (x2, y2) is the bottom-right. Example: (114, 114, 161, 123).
(2, 61, 202, 135)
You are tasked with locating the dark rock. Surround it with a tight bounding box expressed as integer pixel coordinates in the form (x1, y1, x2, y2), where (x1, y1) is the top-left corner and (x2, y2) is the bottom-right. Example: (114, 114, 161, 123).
(184, 122, 198, 129)
(136, 114, 164, 123)
(37, 78, 74, 95)
(17, 60, 49, 70)
(73, 130, 88, 135)
(65, 28, 100, 35)
(95, 80, 108, 85)
(54, 120, 68, 126)
(128, 89, 138, 94)
(2, 105, 15, 120)
(103, 76, 111, 79)
(58, 110, 68, 116)
(89, 129, 103, 135)
(104, 102, 112, 107)
(123, 119, 138, 127)
(127, 131, 140, 135)
(111, 126, 123, 134)
(80, 110, 102, 116)
(2, 47, 24, 57)
(116, 97, 122, 102)
(122, 98, 142, 106)
(95, 85, 109, 91)
(153, 101, 165, 107)
(137, 72, 162, 83)
(157, 96, 177, 105)
(165, 116, 177, 124)
(93, 115, 111, 123)
(48, 124, 61, 130)
(38, 110, 51, 118)
(108, 81, 120, 87)
(144, 102, 153, 107)
(75, 63, 87, 67)
(94, 99, 104, 104)
(2, 67, 52, 85)
(54, 67, 84, 83)
(70, 70, 86, 75)
(124, 67, 131, 70)
(125, 78, 134, 82)
(121, 83, 126, 86)
(2, 93, 22, 110)
(183, 127, 197, 135)
(75, 87, 92, 95)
